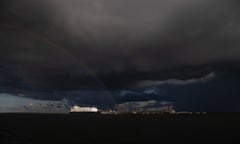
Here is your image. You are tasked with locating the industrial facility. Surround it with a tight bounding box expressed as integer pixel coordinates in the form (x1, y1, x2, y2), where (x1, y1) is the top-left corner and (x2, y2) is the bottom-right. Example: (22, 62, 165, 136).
(70, 105, 99, 113)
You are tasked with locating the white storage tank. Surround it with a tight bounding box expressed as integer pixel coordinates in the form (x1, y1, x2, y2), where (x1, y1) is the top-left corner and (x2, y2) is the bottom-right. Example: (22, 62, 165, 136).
(70, 105, 99, 113)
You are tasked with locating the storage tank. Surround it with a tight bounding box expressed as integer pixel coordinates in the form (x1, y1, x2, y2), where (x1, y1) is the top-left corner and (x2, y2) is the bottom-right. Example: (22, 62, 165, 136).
(70, 105, 99, 113)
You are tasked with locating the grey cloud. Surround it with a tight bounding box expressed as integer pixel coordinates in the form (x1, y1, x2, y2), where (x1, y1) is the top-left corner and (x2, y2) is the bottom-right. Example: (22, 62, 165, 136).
(136, 72, 216, 87)
(53, 0, 240, 73)
(0, 0, 240, 90)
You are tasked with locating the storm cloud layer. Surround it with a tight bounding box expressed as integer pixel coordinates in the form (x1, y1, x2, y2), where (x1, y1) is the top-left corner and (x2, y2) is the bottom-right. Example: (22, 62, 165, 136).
(1, 0, 240, 90)
(136, 72, 216, 87)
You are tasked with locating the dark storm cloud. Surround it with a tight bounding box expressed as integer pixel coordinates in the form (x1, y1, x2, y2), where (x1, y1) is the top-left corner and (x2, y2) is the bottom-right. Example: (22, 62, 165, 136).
(0, 0, 240, 90)
(136, 72, 216, 87)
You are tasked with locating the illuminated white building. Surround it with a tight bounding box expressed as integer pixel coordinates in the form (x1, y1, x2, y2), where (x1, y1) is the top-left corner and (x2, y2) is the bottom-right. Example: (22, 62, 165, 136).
(70, 105, 99, 113)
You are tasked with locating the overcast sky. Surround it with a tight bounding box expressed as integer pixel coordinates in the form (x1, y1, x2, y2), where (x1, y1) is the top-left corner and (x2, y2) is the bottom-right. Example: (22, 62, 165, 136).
(0, 0, 240, 90)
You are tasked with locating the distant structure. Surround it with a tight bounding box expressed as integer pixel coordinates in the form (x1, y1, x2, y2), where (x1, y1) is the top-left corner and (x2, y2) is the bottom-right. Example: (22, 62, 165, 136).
(115, 100, 175, 113)
(70, 105, 99, 113)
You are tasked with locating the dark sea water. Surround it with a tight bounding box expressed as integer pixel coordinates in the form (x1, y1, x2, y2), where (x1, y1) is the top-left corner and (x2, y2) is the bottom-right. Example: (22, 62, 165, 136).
(0, 113, 239, 144)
